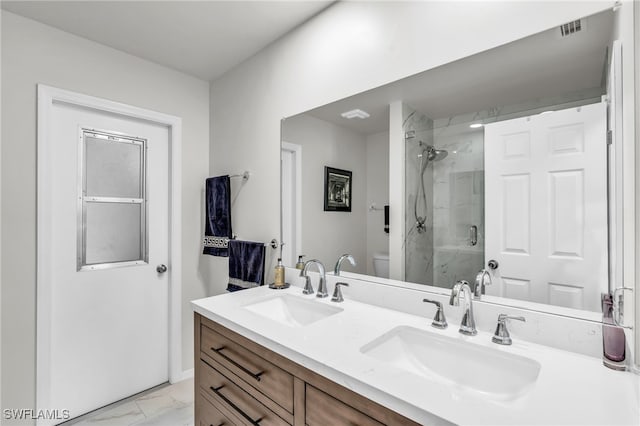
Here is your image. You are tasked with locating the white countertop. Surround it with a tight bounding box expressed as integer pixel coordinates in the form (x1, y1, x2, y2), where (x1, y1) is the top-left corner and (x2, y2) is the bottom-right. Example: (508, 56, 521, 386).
(192, 283, 640, 425)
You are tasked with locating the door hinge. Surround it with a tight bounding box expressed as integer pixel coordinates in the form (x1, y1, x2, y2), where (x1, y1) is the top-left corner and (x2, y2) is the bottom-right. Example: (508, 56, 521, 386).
(607, 130, 613, 145)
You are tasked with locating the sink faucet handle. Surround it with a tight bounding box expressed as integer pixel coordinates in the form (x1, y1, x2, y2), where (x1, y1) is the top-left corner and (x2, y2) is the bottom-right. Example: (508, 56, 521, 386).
(302, 275, 314, 295)
(498, 314, 525, 323)
(492, 314, 526, 345)
(423, 298, 448, 329)
(300, 262, 314, 294)
(331, 282, 349, 303)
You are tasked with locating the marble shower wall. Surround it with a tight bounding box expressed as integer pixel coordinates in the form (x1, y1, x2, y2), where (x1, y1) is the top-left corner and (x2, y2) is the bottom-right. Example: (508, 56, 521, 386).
(403, 105, 434, 285)
(432, 122, 484, 287)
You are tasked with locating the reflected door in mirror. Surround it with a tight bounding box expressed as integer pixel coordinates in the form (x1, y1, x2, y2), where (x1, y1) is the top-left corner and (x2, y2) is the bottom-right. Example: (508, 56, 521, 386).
(484, 102, 607, 312)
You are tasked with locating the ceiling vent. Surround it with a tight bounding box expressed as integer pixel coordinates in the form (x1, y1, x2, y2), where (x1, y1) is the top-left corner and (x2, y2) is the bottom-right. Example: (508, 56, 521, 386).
(560, 20, 583, 37)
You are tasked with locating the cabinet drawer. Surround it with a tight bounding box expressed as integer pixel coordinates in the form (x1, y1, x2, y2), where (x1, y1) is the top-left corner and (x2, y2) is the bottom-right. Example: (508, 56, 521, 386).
(306, 385, 384, 426)
(198, 391, 237, 426)
(201, 324, 294, 413)
(200, 359, 290, 426)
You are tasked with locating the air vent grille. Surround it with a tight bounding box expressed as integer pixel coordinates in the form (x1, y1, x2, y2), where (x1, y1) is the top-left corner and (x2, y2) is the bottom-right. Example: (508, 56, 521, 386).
(560, 20, 582, 37)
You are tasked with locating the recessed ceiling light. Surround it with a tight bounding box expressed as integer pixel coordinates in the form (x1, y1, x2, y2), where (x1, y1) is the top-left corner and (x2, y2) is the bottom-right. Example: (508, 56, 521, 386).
(469, 123, 483, 129)
(341, 109, 370, 119)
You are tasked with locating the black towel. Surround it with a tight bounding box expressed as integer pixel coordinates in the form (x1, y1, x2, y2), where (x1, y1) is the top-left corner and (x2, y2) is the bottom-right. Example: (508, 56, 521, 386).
(203, 176, 232, 257)
(384, 205, 389, 234)
(227, 240, 266, 292)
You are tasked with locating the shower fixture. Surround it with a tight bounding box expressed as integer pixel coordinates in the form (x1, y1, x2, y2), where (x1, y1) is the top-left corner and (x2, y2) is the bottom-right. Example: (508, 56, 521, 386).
(414, 142, 448, 234)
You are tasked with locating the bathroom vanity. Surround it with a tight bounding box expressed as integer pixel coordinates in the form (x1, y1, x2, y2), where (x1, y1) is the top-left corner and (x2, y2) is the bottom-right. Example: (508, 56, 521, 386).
(192, 274, 640, 426)
(195, 312, 419, 426)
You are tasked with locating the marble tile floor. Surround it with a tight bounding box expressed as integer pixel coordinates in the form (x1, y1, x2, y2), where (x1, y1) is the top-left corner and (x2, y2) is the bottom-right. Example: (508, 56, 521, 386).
(62, 378, 194, 426)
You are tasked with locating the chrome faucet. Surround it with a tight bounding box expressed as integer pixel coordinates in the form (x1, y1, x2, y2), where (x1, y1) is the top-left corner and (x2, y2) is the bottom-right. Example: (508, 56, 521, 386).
(334, 254, 356, 276)
(449, 280, 477, 335)
(473, 268, 492, 300)
(422, 298, 448, 329)
(302, 259, 328, 298)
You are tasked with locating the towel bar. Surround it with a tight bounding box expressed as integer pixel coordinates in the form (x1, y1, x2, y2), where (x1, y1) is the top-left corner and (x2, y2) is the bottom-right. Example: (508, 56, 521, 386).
(230, 171, 250, 180)
(369, 203, 384, 212)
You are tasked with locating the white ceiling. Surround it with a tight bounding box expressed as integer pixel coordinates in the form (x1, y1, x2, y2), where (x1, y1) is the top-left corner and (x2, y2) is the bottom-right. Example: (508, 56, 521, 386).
(302, 10, 613, 135)
(1, 0, 334, 81)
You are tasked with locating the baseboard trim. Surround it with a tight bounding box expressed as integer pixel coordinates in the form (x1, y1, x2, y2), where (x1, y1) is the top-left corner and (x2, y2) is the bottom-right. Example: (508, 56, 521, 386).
(171, 368, 194, 384)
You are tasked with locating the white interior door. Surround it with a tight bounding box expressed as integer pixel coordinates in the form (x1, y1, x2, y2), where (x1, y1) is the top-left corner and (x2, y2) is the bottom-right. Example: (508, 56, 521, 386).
(484, 102, 607, 312)
(46, 100, 170, 421)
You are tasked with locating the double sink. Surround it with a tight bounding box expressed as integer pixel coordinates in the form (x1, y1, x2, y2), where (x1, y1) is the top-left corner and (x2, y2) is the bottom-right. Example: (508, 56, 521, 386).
(242, 293, 541, 400)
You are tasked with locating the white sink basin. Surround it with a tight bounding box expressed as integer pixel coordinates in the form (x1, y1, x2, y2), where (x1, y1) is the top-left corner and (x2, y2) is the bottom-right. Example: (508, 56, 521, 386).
(360, 326, 540, 399)
(243, 294, 343, 327)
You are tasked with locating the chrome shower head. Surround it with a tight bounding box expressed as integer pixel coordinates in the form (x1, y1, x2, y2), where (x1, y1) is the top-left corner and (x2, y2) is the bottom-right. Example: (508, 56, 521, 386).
(419, 145, 448, 163)
(428, 147, 448, 161)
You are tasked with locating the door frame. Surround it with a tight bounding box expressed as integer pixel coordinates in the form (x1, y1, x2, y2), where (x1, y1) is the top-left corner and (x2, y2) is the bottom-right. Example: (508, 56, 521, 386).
(281, 141, 302, 266)
(36, 85, 183, 418)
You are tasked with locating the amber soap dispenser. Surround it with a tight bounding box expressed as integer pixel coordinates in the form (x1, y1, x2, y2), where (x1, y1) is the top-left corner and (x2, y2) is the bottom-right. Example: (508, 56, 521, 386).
(274, 258, 285, 287)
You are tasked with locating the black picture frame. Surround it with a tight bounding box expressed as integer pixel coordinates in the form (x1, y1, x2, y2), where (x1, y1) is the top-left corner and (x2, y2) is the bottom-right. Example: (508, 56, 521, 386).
(324, 166, 352, 212)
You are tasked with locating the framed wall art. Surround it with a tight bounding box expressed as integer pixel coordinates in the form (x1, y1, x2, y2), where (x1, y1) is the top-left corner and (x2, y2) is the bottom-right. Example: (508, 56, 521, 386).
(324, 166, 352, 212)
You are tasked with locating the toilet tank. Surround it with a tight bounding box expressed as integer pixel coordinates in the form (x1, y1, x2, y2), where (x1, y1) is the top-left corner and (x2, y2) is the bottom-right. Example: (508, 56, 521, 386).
(372, 252, 389, 278)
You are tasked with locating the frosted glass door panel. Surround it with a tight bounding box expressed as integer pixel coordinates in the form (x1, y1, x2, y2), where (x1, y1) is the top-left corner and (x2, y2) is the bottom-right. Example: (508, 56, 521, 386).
(86, 136, 143, 198)
(79, 129, 147, 269)
(85, 203, 142, 265)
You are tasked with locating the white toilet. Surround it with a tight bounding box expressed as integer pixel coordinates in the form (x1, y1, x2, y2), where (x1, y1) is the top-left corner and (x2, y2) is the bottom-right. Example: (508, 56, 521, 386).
(372, 252, 390, 278)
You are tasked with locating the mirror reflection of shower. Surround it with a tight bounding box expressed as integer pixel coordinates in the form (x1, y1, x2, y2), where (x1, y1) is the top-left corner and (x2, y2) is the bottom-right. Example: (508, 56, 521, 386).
(414, 141, 448, 233)
(403, 104, 485, 288)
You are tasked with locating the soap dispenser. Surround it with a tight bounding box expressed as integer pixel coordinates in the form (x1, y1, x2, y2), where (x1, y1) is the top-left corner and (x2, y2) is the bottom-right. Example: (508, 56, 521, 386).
(274, 258, 285, 287)
(602, 293, 626, 370)
(295, 255, 306, 270)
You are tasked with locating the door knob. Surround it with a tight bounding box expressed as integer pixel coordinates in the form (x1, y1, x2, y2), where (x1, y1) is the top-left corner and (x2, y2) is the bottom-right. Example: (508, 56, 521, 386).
(156, 264, 168, 273)
(488, 259, 499, 270)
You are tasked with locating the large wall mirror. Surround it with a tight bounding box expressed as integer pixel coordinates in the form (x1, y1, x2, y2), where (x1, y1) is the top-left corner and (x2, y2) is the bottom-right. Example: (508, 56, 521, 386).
(281, 9, 622, 317)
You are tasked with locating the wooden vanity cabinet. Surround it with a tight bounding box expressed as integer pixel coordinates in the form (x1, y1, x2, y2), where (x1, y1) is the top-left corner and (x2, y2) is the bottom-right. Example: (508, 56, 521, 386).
(195, 313, 420, 426)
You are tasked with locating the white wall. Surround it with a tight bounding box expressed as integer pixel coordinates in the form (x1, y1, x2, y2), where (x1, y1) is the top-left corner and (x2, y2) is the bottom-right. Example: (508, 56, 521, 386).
(634, 0, 640, 368)
(365, 131, 389, 276)
(281, 114, 367, 274)
(1, 11, 210, 416)
(209, 1, 615, 293)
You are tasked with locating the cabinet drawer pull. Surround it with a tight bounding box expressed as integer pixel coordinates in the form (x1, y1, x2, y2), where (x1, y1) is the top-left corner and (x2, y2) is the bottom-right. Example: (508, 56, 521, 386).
(211, 346, 264, 381)
(210, 385, 263, 425)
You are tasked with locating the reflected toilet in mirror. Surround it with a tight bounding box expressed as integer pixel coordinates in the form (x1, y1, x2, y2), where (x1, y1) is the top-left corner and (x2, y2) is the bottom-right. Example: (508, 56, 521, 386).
(372, 252, 389, 279)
